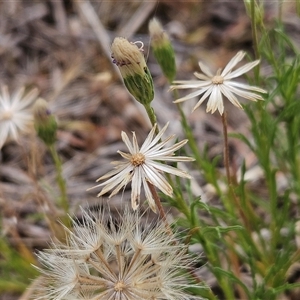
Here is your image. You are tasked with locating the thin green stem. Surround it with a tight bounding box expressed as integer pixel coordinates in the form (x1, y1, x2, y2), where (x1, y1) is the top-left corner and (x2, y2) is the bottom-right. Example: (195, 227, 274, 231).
(222, 112, 251, 230)
(144, 104, 159, 134)
(278, 0, 283, 22)
(48, 144, 69, 214)
(250, 0, 260, 61)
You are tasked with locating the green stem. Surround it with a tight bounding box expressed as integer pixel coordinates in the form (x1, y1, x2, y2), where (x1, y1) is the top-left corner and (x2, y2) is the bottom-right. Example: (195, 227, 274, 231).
(144, 104, 159, 134)
(278, 0, 283, 22)
(250, 0, 260, 61)
(48, 144, 69, 214)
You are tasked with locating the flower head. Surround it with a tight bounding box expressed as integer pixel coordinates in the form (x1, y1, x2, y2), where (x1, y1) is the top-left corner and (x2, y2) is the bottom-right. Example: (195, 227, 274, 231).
(89, 123, 194, 212)
(33, 98, 57, 146)
(149, 18, 176, 82)
(170, 51, 267, 115)
(0, 86, 38, 149)
(35, 207, 202, 300)
(111, 37, 154, 105)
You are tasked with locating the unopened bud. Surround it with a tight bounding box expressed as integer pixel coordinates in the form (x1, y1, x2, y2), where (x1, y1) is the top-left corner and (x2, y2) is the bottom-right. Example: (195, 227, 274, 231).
(149, 18, 176, 82)
(111, 37, 154, 105)
(33, 98, 57, 145)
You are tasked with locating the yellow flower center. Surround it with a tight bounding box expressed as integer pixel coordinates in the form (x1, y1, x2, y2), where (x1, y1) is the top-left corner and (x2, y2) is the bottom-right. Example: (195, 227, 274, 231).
(0, 110, 13, 121)
(130, 153, 145, 166)
(114, 280, 126, 291)
(211, 75, 224, 85)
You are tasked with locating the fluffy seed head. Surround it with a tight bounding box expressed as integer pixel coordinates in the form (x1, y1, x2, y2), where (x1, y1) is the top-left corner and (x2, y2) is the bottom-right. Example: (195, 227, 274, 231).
(34, 207, 203, 299)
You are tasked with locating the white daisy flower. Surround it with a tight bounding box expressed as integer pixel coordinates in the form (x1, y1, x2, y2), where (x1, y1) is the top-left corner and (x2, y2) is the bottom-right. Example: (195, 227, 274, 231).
(170, 51, 267, 115)
(0, 85, 38, 149)
(34, 208, 203, 300)
(89, 123, 194, 212)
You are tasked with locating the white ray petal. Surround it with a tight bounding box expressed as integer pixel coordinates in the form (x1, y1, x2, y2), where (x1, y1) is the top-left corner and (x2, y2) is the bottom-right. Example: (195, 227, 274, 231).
(121, 131, 134, 154)
(225, 60, 260, 79)
(192, 85, 214, 111)
(221, 51, 245, 76)
(131, 167, 142, 210)
(146, 160, 192, 179)
(173, 87, 210, 104)
(142, 164, 173, 196)
(139, 123, 157, 151)
(141, 122, 169, 152)
(199, 61, 214, 77)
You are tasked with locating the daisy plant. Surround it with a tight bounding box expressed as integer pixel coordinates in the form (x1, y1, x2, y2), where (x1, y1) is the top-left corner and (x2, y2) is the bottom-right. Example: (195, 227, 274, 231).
(19, 2, 300, 300)
(171, 51, 267, 193)
(89, 122, 194, 215)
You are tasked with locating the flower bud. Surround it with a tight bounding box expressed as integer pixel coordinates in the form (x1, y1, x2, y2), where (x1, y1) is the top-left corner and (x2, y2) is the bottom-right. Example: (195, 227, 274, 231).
(33, 98, 57, 145)
(111, 37, 154, 105)
(149, 18, 176, 82)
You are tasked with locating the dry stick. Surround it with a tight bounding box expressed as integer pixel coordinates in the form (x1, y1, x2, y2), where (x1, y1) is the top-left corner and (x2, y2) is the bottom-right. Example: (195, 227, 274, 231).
(118, 1, 157, 39)
(75, 0, 112, 63)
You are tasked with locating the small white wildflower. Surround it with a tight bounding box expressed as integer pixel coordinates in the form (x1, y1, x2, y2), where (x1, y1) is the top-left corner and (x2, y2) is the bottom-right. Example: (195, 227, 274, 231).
(0, 85, 38, 149)
(170, 51, 267, 115)
(34, 208, 203, 300)
(89, 122, 195, 212)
